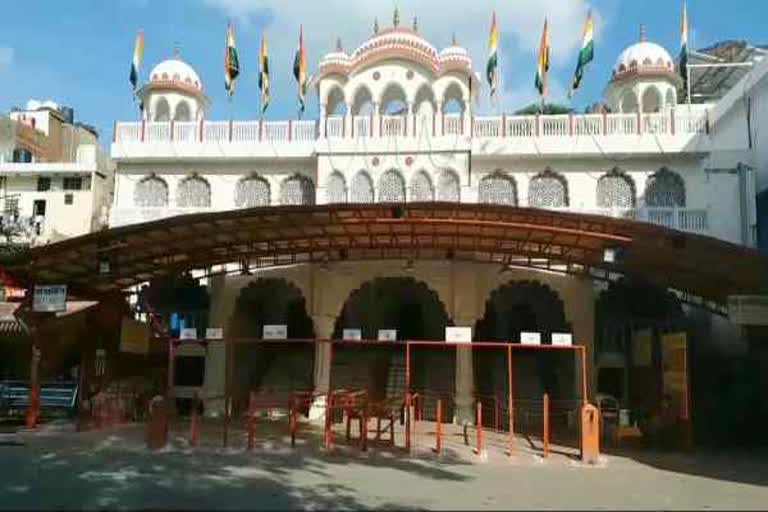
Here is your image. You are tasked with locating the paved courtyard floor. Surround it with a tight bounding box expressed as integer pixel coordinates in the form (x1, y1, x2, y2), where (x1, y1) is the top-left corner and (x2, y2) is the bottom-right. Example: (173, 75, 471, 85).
(1, 420, 767, 510)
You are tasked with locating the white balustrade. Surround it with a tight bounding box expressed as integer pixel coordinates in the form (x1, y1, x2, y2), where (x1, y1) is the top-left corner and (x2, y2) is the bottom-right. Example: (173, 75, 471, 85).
(473, 117, 502, 138)
(540, 115, 569, 137)
(231, 121, 259, 142)
(116, 122, 142, 143)
(606, 113, 638, 135)
(145, 122, 171, 142)
(293, 120, 317, 141)
(113, 109, 711, 144)
(574, 114, 603, 136)
(442, 114, 462, 135)
(381, 115, 406, 137)
(506, 116, 536, 137)
(263, 121, 289, 142)
(325, 116, 344, 138)
(173, 122, 198, 143)
(203, 121, 229, 143)
(353, 116, 371, 138)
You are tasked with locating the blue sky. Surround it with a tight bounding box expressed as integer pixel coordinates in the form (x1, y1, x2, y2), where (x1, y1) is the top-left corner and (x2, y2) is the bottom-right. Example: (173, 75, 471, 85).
(0, 0, 765, 145)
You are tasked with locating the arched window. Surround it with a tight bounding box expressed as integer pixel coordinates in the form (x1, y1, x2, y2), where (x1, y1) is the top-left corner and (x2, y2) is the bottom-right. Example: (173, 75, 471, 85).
(134, 175, 168, 207)
(177, 175, 211, 208)
(235, 175, 270, 208)
(642, 87, 662, 113)
(645, 168, 685, 207)
(528, 169, 568, 208)
(437, 169, 460, 202)
(352, 86, 374, 116)
(597, 168, 636, 208)
(280, 174, 315, 205)
(665, 89, 677, 109)
(478, 172, 518, 206)
(621, 91, 639, 113)
(351, 171, 374, 203)
(410, 171, 434, 202)
(174, 101, 192, 122)
(325, 172, 347, 203)
(154, 98, 170, 122)
(325, 86, 347, 116)
(377, 170, 406, 203)
(442, 81, 466, 114)
(379, 83, 408, 115)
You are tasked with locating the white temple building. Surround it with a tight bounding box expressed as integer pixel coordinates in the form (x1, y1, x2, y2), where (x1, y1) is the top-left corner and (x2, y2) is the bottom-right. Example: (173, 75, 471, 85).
(105, 13, 766, 420)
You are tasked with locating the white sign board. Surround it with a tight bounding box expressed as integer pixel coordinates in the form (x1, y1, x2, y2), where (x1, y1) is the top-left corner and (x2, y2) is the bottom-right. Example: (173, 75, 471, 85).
(446, 327, 472, 344)
(342, 329, 362, 340)
(378, 329, 398, 342)
(551, 333, 573, 346)
(263, 324, 288, 340)
(33, 285, 67, 312)
(520, 332, 542, 345)
(180, 328, 198, 340)
(728, 295, 768, 326)
(205, 327, 224, 340)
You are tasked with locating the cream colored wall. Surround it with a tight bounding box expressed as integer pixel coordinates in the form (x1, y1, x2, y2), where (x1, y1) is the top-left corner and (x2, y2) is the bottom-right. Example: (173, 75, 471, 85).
(200, 260, 597, 415)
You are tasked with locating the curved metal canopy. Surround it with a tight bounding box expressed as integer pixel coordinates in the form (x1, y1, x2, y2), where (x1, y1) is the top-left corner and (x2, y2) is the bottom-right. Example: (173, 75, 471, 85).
(2, 203, 766, 305)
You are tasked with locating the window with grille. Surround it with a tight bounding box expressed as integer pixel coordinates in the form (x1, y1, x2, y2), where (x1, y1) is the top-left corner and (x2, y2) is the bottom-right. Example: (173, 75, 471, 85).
(280, 175, 315, 205)
(235, 175, 270, 208)
(377, 170, 406, 203)
(597, 169, 636, 208)
(645, 168, 685, 207)
(37, 177, 51, 192)
(437, 170, 460, 202)
(351, 171, 374, 203)
(528, 170, 568, 208)
(63, 177, 82, 190)
(177, 176, 211, 208)
(410, 171, 434, 201)
(478, 172, 517, 205)
(325, 172, 347, 204)
(134, 176, 169, 207)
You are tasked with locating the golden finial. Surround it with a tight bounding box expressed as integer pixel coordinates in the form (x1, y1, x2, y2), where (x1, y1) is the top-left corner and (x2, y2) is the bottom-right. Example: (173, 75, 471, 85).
(374, 17, 379, 34)
(393, 5, 400, 27)
(639, 24, 646, 42)
(172, 43, 181, 59)
(413, 16, 418, 32)
(452, 32, 457, 46)
(336, 37, 342, 51)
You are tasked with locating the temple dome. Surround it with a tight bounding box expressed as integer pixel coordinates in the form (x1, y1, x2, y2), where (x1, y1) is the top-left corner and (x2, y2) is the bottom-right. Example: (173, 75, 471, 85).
(613, 40, 675, 80)
(148, 57, 203, 92)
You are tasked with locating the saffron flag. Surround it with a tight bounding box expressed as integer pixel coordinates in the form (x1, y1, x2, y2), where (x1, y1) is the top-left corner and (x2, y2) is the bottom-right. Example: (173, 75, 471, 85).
(679, 1, 689, 102)
(224, 24, 240, 98)
(568, 11, 594, 98)
(259, 32, 270, 114)
(486, 12, 499, 99)
(129, 29, 144, 94)
(534, 18, 550, 99)
(293, 27, 307, 113)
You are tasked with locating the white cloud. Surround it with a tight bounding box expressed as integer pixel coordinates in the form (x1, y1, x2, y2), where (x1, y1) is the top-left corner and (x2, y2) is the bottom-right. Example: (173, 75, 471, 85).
(201, 0, 603, 112)
(0, 47, 14, 67)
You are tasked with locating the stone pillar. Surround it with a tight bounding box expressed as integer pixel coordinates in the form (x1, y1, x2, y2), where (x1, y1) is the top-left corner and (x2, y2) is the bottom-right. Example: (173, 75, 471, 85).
(454, 315, 475, 425)
(202, 274, 237, 417)
(562, 277, 597, 399)
(345, 103, 353, 138)
(309, 314, 335, 421)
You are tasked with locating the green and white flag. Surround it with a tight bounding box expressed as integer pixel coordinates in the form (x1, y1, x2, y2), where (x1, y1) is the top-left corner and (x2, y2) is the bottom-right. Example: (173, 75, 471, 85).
(568, 11, 594, 98)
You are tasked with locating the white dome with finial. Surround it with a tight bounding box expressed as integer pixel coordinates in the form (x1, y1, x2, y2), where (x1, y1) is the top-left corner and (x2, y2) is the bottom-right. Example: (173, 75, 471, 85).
(148, 55, 203, 92)
(612, 25, 675, 80)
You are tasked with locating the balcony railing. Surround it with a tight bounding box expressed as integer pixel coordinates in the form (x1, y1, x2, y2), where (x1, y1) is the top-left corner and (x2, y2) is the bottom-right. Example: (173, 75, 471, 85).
(114, 109, 709, 145)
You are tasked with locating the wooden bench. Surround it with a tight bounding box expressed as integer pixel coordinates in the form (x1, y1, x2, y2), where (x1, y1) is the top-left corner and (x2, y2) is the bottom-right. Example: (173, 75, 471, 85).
(0, 380, 79, 417)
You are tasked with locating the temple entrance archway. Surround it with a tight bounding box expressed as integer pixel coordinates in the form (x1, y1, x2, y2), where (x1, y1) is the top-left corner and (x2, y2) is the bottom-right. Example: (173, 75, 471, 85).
(474, 280, 575, 431)
(332, 277, 452, 408)
(228, 278, 315, 410)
